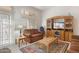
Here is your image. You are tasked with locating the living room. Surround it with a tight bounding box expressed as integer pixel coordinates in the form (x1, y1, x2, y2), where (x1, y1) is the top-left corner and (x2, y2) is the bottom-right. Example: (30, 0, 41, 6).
(0, 6, 79, 53)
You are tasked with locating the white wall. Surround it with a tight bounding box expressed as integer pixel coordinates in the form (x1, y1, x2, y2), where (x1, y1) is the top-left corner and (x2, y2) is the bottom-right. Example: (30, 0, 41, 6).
(42, 6, 79, 35)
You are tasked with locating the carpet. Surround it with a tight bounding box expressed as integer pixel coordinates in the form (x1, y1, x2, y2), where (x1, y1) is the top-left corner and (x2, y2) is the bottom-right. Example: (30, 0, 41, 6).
(20, 41, 69, 53)
(49, 42, 69, 53)
(0, 48, 11, 53)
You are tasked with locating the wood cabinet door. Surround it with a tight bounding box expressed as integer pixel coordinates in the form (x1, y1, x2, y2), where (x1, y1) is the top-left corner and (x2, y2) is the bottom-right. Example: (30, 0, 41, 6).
(47, 30, 53, 37)
(65, 31, 72, 42)
(60, 30, 65, 41)
(65, 31, 69, 41)
(69, 32, 73, 41)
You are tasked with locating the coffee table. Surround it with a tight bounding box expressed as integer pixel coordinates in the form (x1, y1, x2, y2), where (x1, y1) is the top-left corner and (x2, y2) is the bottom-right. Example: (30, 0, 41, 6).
(37, 37, 56, 52)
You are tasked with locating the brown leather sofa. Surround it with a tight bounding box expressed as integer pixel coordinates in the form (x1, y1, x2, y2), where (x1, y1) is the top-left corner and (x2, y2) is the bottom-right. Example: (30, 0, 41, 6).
(23, 29, 44, 43)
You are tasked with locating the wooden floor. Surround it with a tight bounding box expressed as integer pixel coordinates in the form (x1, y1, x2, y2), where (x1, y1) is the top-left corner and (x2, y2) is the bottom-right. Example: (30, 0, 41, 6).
(68, 39, 79, 53)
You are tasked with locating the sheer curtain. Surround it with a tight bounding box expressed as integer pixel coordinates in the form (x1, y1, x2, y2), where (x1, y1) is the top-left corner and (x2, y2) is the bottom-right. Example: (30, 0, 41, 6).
(0, 14, 11, 47)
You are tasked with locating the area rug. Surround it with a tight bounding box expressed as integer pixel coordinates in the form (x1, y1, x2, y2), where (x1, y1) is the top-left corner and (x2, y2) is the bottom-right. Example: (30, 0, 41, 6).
(20, 41, 69, 53)
(0, 48, 11, 53)
(49, 42, 69, 53)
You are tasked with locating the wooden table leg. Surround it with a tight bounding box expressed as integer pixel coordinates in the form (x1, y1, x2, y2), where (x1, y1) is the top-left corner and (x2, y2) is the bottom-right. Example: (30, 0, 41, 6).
(18, 39, 20, 47)
(15, 39, 17, 44)
(47, 47, 49, 53)
(22, 39, 24, 43)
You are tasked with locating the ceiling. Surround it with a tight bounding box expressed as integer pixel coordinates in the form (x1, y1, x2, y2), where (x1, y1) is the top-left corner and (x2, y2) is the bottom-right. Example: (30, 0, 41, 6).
(33, 6, 52, 11)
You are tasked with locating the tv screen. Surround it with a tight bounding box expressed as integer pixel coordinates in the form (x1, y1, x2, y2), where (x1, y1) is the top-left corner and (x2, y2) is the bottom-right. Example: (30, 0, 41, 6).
(53, 22, 64, 29)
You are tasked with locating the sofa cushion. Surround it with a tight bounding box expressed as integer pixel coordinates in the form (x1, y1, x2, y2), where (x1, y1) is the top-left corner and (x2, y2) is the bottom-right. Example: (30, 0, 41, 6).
(31, 29, 39, 34)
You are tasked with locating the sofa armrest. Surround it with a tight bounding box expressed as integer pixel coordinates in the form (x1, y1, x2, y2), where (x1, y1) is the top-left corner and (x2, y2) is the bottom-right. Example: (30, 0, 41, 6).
(23, 33, 31, 37)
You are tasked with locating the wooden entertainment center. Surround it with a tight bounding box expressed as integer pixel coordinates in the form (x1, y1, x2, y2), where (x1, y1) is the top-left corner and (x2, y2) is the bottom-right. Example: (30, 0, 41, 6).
(47, 16, 73, 42)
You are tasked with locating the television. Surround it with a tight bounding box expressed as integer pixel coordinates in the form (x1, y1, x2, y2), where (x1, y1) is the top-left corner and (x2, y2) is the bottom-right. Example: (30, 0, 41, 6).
(53, 22, 64, 29)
